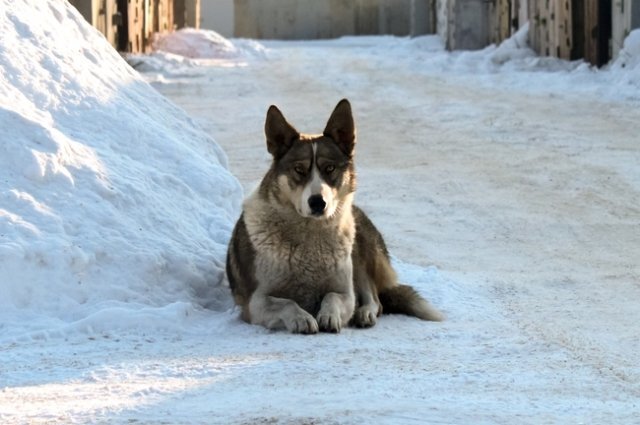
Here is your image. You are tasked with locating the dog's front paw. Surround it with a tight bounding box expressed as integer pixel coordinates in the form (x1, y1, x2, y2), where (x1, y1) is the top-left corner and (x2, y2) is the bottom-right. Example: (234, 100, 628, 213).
(285, 311, 319, 334)
(352, 305, 378, 328)
(317, 313, 342, 333)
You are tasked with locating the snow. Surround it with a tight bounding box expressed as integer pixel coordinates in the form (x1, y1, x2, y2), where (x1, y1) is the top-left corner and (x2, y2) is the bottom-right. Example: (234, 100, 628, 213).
(153, 27, 241, 59)
(151, 27, 267, 60)
(126, 28, 267, 79)
(2, 1, 640, 424)
(611, 28, 640, 72)
(0, 0, 241, 342)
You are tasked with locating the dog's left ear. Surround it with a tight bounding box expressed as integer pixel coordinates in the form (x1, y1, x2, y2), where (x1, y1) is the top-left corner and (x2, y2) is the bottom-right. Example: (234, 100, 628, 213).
(323, 99, 355, 156)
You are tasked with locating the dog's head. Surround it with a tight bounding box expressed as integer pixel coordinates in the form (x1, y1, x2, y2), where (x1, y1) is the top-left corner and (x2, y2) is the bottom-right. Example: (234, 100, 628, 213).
(264, 99, 356, 219)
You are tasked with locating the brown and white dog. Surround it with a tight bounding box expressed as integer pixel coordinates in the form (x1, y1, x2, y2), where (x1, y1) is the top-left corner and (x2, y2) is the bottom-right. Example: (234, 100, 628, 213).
(226, 99, 442, 333)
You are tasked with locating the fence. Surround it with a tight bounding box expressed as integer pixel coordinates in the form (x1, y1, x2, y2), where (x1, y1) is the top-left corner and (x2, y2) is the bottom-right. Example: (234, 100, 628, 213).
(71, 0, 639, 65)
(69, 0, 200, 53)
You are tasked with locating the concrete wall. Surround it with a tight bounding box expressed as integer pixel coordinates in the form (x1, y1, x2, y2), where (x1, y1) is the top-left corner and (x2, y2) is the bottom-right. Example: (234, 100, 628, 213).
(436, 0, 448, 42)
(411, 0, 436, 36)
(234, 0, 435, 39)
(200, 0, 234, 36)
(445, 0, 489, 50)
(378, 0, 411, 35)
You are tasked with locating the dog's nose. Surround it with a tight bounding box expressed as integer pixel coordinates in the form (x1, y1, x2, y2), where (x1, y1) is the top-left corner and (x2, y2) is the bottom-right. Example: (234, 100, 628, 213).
(308, 195, 326, 215)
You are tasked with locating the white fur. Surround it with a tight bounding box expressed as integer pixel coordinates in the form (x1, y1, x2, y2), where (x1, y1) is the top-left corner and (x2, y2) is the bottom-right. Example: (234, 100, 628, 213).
(299, 143, 338, 219)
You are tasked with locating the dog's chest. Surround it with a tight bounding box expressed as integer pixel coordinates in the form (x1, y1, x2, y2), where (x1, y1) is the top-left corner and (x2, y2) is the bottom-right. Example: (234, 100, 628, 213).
(250, 212, 353, 272)
(261, 229, 352, 314)
(244, 204, 355, 311)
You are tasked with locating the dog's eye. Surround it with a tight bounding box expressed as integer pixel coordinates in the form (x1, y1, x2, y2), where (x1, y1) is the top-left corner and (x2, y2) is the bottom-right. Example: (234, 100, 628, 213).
(294, 164, 306, 175)
(325, 164, 336, 173)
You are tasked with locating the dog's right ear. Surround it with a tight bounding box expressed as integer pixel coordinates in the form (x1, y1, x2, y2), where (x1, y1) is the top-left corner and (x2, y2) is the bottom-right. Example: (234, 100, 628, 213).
(265, 105, 299, 159)
(323, 99, 355, 156)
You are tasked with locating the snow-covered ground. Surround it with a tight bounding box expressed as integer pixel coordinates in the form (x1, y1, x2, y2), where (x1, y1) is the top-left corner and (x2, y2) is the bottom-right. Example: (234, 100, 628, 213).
(2, 1, 640, 423)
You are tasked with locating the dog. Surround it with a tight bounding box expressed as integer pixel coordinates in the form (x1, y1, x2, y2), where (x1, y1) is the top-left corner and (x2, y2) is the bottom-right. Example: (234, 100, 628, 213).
(226, 99, 442, 333)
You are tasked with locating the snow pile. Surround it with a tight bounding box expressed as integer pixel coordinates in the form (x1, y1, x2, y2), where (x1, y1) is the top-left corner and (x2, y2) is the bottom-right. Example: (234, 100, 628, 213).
(605, 29, 640, 93)
(152, 28, 267, 59)
(126, 51, 206, 77)
(153, 28, 240, 59)
(488, 22, 536, 65)
(611, 29, 640, 71)
(0, 0, 242, 342)
(129, 29, 267, 79)
(443, 23, 576, 73)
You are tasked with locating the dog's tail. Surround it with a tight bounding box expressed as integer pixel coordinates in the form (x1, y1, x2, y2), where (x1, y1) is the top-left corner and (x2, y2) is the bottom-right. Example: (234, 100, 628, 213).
(378, 284, 444, 322)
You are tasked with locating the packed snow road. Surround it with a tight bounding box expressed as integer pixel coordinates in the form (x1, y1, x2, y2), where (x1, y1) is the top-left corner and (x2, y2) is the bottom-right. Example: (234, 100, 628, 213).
(147, 38, 640, 421)
(2, 2, 640, 420)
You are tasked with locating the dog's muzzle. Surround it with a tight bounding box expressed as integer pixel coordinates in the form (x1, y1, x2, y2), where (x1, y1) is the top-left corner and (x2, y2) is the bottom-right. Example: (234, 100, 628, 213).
(307, 195, 326, 216)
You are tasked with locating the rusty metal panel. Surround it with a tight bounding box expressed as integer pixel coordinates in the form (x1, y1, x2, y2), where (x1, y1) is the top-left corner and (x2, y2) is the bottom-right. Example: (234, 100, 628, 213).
(174, 0, 186, 29)
(144, 0, 154, 49)
(529, 0, 546, 55)
(69, 0, 120, 49)
(582, 0, 612, 66)
(101, 0, 120, 49)
(529, 0, 572, 59)
(584, 0, 600, 64)
(555, 0, 572, 58)
(174, 0, 201, 29)
(155, 0, 174, 33)
(489, 0, 511, 45)
(127, 0, 145, 53)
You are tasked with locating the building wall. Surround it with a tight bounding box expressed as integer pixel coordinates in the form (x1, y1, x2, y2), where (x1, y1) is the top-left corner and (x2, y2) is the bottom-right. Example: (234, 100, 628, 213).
(233, 0, 434, 39)
(436, 0, 448, 42)
(70, 0, 638, 64)
(441, 0, 490, 50)
(200, 0, 234, 36)
(411, 0, 436, 36)
(378, 0, 412, 35)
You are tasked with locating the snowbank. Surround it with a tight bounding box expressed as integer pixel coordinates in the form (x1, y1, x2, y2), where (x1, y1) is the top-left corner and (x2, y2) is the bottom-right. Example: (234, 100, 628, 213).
(0, 0, 242, 342)
(135, 24, 640, 102)
(128, 29, 267, 79)
(153, 28, 241, 59)
(610, 28, 640, 90)
(151, 28, 266, 59)
(399, 25, 640, 101)
(612, 29, 640, 69)
(487, 22, 536, 65)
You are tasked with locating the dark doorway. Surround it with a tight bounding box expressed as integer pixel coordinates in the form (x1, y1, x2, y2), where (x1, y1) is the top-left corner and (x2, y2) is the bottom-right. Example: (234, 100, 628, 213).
(116, 0, 129, 52)
(575, 0, 612, 66)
